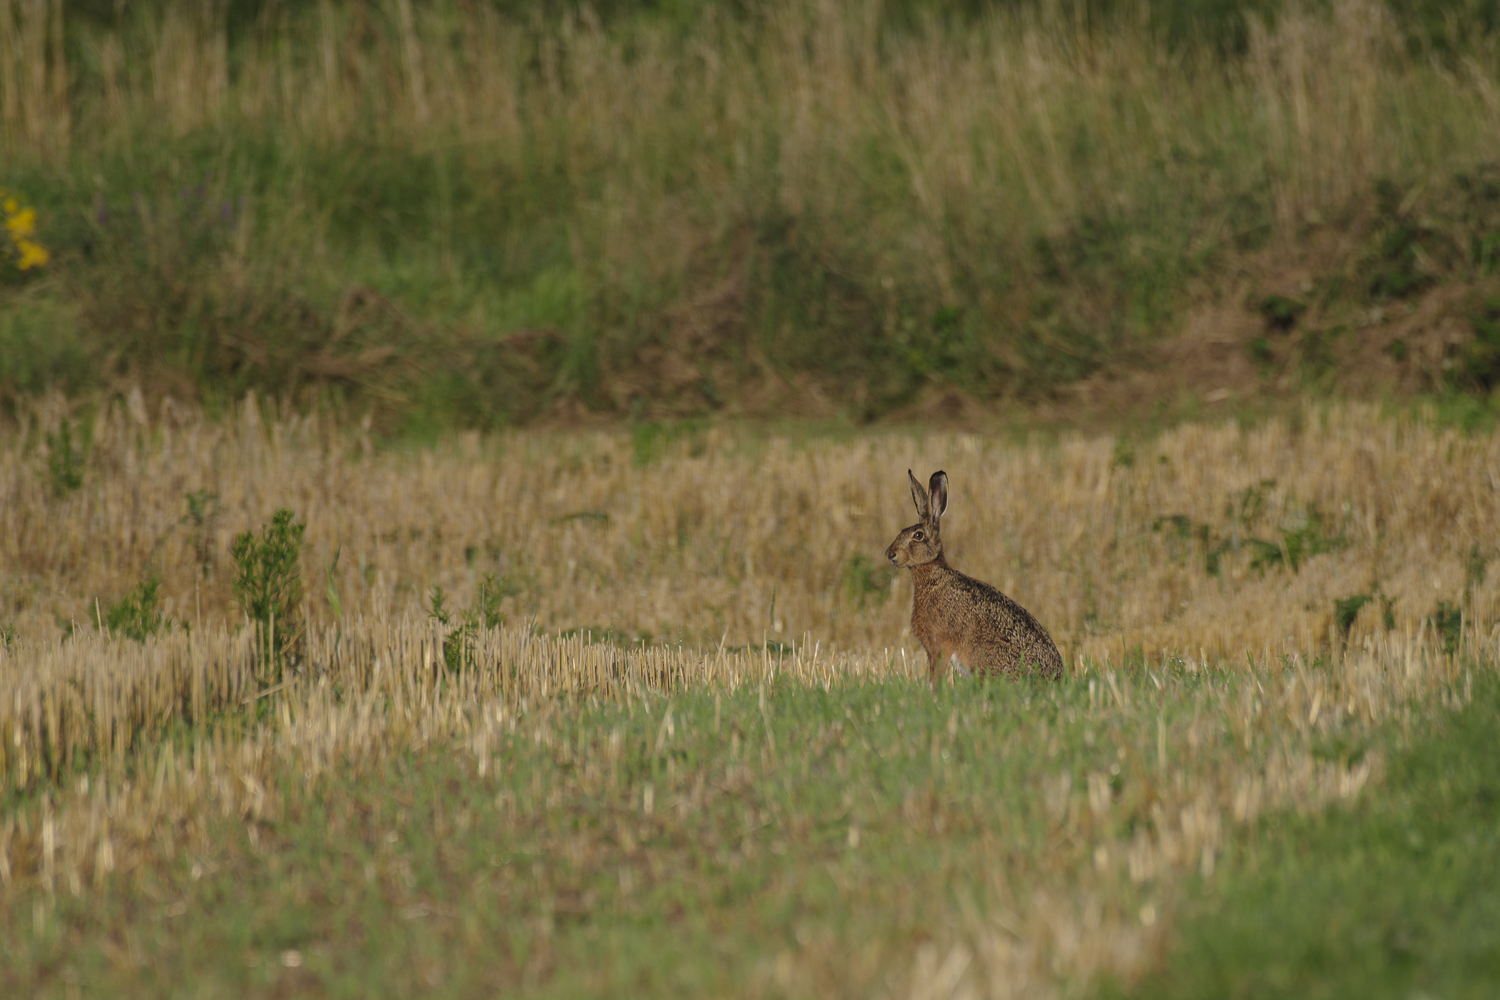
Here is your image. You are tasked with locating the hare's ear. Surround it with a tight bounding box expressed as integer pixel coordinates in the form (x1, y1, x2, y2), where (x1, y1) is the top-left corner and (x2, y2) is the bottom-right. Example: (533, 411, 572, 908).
(928, 471, 949, 521)
(907, 469, 930, 520)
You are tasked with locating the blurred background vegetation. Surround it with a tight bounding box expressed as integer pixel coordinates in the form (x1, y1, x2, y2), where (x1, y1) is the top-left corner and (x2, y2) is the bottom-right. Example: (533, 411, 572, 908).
(3, 0, 1500, 433)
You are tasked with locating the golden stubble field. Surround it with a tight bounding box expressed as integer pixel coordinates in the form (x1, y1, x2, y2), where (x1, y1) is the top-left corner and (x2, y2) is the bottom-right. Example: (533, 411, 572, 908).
(0, 395, 1497, 996)
(5, 394, 1496, 661)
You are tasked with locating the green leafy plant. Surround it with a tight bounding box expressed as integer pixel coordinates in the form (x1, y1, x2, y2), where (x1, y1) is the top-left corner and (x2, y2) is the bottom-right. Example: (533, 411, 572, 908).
(104, 572, 171, 642)
(1157, 483, 1346, 578)
(1248, 506, 1347, 573)
(1369, 218, 1435, 299)
(45, 421, 85, 497)
(1258, 293, 1306, 330)
(1247, 335, 1274, 369)
(1334, 593, 1374, 644)
(230, 508, 307, 682)
(0, 622, 16, 648)
(1429, 600, 1464, 655)
(1228, 479, 1277, 524)
(428, 573, 512, 672)
(183, 489, 221, 578)
(1465, 545, 1489, 598)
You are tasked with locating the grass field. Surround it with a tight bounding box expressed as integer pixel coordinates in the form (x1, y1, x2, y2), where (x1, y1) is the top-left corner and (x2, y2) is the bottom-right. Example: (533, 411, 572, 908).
(1, 398, 1496, 995)
(6, 1, 1500, 993)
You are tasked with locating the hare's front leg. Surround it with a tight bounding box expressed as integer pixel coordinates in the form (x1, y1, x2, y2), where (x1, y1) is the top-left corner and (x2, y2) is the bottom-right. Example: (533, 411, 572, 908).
(921, 640, 948, 688)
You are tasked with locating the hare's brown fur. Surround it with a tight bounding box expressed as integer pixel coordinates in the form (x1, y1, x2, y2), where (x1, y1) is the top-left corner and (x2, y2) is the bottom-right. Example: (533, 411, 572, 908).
(887, 470, 1063, 683)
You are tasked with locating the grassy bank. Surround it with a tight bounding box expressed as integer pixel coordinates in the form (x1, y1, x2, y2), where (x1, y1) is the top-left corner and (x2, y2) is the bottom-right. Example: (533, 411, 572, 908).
(3, 1, 1500, 430)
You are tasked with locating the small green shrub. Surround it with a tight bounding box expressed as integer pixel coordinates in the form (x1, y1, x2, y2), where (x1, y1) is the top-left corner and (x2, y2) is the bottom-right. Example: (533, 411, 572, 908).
(629, 420, 708, 467)
(45, 421, 85, 497)
(1429, 600, 1464, 655)
(104, 573, 171, 642)
(183, 489, 221, 578)
(1299, 326, 1342, 381)
(1334, 593, 1374, 644)
(1247, 336, 1274, 368)
(1158, 482, 1346, 578)
(631, 422, 667, 466)
(0, 622, 16, 648)
(1465, 545, 1489, 597)
(429, 573, 512, 672)
(1247, 506, 1347, 574)
(230, 508, 307, 681)
(1227, 479, 1277, 524)
(1258, 294, 1306, 330)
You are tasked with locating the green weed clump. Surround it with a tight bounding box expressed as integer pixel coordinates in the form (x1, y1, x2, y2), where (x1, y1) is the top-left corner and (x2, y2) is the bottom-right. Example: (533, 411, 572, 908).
(1154, 479, 1348, 580)
(428, 573, 511, 672)
(230, 508, 307, 681)
(183, 489, 221, 579)
(1429, 600, 1465, 655)
(44, 421, 84, 497)
(103, 573, 171, 642)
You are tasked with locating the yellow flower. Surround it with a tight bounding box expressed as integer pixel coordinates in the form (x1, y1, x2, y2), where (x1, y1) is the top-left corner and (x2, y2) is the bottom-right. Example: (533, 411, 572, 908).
(16, 238, 48, 270)
(1, 189, 48, 270)
(5, 206, 36, 240)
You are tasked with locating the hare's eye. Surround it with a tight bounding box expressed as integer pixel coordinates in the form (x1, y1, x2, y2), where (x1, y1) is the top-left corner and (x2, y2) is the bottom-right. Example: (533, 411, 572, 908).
(912, 530, 924, 541)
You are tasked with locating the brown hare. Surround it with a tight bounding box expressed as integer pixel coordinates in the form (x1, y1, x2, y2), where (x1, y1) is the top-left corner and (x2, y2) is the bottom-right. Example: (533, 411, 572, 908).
(886, 470, 1063, 683)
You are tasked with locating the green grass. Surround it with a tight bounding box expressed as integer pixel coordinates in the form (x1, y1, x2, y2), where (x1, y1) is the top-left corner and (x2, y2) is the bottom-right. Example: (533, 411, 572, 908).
(3, 654, 1497, 996)
(1101, 671, 1500, 1000)
(0, 673, 1190, 996)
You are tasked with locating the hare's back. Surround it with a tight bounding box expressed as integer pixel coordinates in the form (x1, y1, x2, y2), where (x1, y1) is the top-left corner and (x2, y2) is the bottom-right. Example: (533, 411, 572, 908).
(960, 575, 1063, 678)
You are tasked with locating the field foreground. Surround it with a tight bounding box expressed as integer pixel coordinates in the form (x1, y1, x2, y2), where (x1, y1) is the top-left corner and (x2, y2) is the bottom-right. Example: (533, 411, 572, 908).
(0, 400, 1497, 995)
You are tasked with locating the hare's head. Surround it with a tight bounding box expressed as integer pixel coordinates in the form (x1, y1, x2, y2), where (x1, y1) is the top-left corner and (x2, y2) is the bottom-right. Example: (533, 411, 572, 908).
(886, 469, 947, 568)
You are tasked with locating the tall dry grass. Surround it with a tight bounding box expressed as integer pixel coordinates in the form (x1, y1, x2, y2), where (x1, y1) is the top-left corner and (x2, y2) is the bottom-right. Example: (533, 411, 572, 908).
(7, 0, 1487, 231)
